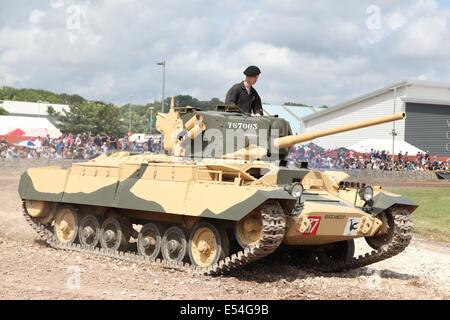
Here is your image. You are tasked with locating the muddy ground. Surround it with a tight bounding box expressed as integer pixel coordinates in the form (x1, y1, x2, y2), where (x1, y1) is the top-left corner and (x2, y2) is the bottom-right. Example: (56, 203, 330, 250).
(0, 172, 449, 300)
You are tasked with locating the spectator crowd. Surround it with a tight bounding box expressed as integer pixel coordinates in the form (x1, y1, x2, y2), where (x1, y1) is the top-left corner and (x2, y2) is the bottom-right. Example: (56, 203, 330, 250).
(1, 135, 449, 172)
(0, 133, 160, 161)
(288, 143, 450, 171)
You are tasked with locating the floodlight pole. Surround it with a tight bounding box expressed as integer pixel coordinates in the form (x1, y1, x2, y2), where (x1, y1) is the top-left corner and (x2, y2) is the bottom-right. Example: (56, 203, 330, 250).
(391, 87, 398, 159)
(157, 61, 166, 113)
(128, 95, 133, 134)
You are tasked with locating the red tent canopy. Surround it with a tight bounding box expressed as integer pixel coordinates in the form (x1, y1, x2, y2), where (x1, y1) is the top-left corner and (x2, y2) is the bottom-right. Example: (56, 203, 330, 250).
(7, 128, 26, 136)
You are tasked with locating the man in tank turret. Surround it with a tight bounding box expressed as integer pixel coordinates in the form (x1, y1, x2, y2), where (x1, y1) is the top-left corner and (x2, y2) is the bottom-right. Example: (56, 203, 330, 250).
(225, 66, 264, 117)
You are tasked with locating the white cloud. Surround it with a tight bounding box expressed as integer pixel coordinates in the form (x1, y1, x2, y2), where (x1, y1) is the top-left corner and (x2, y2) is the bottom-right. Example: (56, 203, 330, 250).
(29, 10, 46, 24)
(49, 0, 65, 9)
(387, 12, 406, 31)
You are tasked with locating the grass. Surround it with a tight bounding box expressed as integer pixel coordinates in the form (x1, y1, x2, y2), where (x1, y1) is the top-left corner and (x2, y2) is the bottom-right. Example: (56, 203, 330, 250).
(387, 188, 450, 243)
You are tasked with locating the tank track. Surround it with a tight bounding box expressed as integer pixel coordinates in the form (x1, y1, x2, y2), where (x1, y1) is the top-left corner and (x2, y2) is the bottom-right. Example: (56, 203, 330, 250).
(305, 207, 413, 272)
(22, 200, 286, 276)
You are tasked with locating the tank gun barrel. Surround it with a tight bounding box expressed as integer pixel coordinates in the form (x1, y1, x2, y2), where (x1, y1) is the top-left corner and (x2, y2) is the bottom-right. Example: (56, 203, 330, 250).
(274, 112, 406, 149)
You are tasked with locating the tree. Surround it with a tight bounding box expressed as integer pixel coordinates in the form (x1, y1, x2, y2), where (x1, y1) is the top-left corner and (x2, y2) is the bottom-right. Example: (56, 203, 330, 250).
(0, 86, 86, 105)
(46, 106, 58, 117)
(58, 101, 124, 136)
(166, 95, 224, 111)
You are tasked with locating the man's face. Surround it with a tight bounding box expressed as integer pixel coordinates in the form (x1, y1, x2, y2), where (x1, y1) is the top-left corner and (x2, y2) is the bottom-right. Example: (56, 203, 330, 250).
(246, 75, 259, 86)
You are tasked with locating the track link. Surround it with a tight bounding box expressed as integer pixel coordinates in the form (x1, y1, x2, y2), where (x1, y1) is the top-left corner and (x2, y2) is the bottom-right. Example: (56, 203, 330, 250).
(23, 200, 286, 276)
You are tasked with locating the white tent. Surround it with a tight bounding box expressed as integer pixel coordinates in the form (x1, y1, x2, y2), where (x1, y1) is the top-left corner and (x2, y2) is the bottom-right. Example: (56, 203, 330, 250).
(0, 116, 62, 138)
(347, 139, 425, 155)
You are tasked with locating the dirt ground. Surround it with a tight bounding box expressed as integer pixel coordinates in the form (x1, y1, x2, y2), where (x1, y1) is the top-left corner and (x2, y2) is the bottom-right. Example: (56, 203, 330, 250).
(0, 172, 449, 300)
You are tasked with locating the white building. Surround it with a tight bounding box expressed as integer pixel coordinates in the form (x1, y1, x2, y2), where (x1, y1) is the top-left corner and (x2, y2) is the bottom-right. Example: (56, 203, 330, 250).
(0, 100, 69, 117)
(300, 80, 450, 156)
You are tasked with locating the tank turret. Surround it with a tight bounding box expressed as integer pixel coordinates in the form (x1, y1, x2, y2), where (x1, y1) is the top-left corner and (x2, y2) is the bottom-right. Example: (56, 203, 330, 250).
(156, 99, 406, 161)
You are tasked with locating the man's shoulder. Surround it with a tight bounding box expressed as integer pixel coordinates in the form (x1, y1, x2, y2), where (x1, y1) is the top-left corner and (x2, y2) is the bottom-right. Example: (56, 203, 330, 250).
(229, 82, 244, 90)
(250, 86, 260, 97)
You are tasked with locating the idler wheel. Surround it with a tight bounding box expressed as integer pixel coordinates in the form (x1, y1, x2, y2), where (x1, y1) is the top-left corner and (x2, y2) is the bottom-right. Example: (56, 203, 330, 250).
(137, 223, 162, 259)
(78, 214, 101, 248)
(54, 206, 79, 245)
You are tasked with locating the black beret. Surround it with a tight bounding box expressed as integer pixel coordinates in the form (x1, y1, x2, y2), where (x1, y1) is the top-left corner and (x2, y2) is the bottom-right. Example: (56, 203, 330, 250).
(244, 66, 261, 76)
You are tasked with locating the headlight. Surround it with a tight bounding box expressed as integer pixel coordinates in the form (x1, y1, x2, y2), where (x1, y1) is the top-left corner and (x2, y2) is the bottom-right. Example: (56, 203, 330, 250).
(288, 183, 304, 198)
(359, 186, 374, 202)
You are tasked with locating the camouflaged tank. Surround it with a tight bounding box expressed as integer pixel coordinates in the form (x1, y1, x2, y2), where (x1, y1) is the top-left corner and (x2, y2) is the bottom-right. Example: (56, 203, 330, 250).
(18, 101, 416, 274)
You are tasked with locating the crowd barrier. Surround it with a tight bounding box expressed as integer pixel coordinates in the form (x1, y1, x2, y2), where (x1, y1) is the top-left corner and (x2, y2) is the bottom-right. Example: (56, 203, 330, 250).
(344, 169, 440, 182)
(0, 158, 86, 173)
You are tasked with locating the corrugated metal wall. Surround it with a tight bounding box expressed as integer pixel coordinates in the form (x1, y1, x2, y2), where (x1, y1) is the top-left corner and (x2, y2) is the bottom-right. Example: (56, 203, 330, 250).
(405, 103, 450, 156)
(302, 89, 406, 149)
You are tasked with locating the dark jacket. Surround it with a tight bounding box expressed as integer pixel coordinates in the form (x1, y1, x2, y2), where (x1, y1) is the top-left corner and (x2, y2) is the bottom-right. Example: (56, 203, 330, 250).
(225, 82, 263, 115)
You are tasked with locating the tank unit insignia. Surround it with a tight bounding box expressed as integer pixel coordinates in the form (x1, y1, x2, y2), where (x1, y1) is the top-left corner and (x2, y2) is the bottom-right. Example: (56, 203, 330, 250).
(344, 218, 361, 236)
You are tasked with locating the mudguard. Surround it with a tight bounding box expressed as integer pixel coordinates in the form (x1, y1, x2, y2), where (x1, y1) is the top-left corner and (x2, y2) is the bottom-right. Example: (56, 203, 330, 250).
(371, 192, 418, 215)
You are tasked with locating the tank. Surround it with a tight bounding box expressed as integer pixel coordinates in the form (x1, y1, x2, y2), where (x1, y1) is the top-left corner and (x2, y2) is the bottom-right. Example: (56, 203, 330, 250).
(18, 100, 416, 274)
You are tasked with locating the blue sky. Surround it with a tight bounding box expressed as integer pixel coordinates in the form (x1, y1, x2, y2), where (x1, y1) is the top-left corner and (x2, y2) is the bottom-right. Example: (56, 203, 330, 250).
(1, 0, 450, 107)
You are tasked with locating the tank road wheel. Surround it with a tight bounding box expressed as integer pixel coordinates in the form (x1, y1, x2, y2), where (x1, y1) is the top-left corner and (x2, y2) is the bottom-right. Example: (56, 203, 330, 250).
(54, 206, 79, 245)
(78, 215, 101, 248)
(316, 240, 355, 265)
(100, 217, 130, 251)
(234, 211, 263, 249)
(161, 226, 188, 263)
(137, 223, 162, 259)
(188, 222, 224, 268)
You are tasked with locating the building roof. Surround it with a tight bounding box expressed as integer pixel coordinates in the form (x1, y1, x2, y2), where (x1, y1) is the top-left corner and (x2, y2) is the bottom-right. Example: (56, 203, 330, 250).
(301, 80, 450, 122)
(0, 100, 69, 117)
